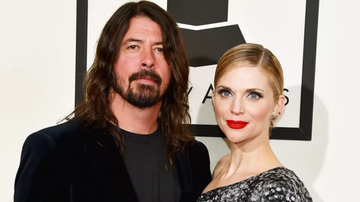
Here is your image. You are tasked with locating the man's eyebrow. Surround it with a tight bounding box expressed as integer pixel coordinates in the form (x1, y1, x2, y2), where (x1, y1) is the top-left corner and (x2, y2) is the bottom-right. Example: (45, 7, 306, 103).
(123, 38, 143, 44)
(122, 38, 163, 46)
(153, 41, 163, 46)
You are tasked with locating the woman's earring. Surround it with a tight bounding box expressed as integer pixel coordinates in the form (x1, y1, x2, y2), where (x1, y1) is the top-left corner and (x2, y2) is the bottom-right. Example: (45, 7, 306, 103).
(269, 114, 277, 121)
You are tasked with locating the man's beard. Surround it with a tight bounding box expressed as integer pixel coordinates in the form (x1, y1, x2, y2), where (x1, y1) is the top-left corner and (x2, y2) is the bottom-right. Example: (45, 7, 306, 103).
(113, 69, 167, 108)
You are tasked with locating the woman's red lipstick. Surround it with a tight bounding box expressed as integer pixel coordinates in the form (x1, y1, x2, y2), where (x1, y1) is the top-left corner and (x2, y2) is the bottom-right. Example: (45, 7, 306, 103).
(226, 120, 249, 129)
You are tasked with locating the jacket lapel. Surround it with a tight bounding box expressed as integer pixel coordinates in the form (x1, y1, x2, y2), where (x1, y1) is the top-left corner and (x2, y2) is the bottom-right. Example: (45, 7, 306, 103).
(175, 149, 194, 202)
(78, 128, 138, 202)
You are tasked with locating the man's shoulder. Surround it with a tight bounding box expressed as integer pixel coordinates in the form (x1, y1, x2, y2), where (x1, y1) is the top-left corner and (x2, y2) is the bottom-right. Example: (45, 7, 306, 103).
(19, 119, 88, 162)
(26, 119, 84, 147)
(189, 140, 207, 150)
(39, 119, 82, 136)
(187, 140, 210, 158)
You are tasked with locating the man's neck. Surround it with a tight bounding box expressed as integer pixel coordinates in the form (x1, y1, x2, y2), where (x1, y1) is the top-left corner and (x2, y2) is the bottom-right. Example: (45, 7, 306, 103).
(110, 93, 161, 134)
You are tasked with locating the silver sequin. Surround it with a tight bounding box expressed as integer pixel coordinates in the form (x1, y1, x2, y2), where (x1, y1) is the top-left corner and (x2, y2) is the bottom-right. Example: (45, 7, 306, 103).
(197, 167, 312, 202)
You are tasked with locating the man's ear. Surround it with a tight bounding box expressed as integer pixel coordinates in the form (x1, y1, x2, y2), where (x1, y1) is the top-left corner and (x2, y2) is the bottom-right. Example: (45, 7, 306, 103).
(274, 95, 286, 115)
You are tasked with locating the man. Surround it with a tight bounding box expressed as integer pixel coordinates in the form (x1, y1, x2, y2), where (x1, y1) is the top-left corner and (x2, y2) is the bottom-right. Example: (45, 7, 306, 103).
(14, 1, 212, 202)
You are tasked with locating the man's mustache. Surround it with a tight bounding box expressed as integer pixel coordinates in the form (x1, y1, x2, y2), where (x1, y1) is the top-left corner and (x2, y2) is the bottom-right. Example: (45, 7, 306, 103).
(129, 69, 162, 85)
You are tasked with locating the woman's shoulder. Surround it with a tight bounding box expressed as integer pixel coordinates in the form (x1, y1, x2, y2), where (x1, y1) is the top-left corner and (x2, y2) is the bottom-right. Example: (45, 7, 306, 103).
(250, 167, 313, 202)
(212, 154, 231, 178)
(256, 167, 307, 186)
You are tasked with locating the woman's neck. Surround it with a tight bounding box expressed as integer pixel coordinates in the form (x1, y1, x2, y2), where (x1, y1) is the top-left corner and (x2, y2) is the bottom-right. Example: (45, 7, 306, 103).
(225, 134, 282, 179)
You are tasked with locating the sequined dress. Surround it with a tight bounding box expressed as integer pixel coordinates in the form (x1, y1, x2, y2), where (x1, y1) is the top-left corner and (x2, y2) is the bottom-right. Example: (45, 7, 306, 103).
(197, 167, 312, 202)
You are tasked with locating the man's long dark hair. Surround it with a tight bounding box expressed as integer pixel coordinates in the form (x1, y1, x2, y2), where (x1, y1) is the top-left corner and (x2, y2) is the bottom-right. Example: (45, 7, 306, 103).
(68, 1, 194, 167)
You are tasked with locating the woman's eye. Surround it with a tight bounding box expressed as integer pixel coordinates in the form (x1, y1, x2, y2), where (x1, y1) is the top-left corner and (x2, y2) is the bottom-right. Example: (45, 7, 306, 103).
(218, 89, 232, 97)
(248, 92, 262, 100)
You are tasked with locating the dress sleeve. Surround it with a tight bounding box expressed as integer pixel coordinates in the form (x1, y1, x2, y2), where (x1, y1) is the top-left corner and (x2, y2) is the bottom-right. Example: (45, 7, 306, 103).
(14, 132, 60, 202)
(256, 179, 313, 202)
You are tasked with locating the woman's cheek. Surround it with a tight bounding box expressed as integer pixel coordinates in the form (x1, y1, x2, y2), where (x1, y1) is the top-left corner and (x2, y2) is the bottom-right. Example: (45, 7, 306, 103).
(247, 103, 272, 123)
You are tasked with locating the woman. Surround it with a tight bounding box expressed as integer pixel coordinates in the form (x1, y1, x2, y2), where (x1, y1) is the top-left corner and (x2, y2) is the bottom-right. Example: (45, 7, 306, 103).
(197, 43, 312, 202)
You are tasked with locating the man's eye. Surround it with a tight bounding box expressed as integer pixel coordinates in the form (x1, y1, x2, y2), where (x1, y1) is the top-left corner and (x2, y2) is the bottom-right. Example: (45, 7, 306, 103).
(128, 45, 138, 50)
(155, 47, 163, 52)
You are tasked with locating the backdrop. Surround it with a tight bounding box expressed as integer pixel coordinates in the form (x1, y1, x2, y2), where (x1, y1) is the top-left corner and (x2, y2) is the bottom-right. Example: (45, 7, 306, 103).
(77, 0, 318, 140)
(3, 0, 353, 202)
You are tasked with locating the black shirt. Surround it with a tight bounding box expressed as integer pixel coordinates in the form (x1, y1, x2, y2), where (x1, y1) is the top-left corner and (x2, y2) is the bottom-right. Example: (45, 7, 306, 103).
(121, 127, 179, 202)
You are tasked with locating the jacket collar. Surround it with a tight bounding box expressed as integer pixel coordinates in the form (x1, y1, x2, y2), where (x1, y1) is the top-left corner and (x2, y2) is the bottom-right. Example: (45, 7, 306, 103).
(78, 127, 138, 202)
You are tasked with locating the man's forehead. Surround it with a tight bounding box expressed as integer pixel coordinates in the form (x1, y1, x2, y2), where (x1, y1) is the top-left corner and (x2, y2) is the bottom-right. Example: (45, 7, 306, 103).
(124, 17, 162, 36)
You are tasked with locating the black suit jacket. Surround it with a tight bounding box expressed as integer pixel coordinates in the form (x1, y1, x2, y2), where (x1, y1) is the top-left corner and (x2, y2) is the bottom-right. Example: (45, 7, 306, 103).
(14, 120, 212, 202)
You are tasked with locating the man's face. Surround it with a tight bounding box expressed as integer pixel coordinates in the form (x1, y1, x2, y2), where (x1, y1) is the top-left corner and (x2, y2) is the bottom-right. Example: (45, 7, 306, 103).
(113, 16, 171, 108)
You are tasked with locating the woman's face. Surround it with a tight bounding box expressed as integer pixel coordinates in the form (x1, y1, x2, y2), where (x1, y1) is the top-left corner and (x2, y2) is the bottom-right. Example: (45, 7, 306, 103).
(212, 66, 284, 144)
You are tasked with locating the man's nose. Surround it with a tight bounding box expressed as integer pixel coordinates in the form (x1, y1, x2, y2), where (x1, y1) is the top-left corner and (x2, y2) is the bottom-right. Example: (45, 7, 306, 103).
(140, 47, 155, 68)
